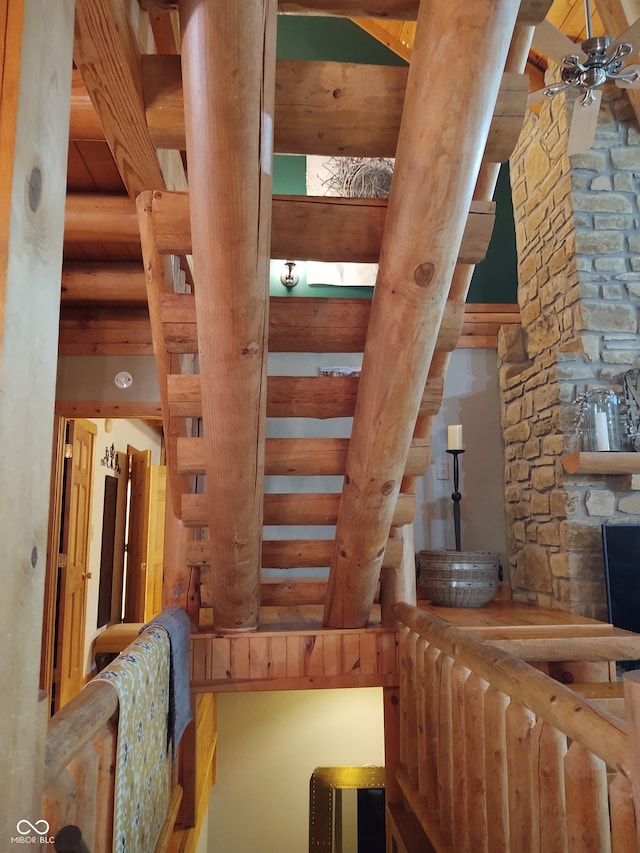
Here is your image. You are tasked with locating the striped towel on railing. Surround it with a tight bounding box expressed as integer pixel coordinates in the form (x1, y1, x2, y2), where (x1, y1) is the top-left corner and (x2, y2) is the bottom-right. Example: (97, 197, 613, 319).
(95, 626, 170, 853)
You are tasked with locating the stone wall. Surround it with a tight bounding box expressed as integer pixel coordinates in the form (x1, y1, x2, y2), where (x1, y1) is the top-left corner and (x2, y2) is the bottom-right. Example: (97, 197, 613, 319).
(502, 83, 640, 618)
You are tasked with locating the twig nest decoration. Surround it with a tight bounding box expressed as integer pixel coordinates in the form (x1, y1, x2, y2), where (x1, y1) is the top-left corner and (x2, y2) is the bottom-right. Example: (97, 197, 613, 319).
(321, 156, 394, 198)
(418, 549, 501, 608)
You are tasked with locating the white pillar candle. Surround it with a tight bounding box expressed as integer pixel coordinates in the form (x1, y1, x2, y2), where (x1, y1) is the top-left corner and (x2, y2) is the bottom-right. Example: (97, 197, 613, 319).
(594, 411, 610, 451)
(447, 424, 463, 450)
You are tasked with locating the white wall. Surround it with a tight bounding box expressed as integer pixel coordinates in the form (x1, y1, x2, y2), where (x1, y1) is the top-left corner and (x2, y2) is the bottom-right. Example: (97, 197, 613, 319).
(208, 688, 384, 853)
(56, 354, 159, 401)
(415, 348, 508, 565)
(268, 348, 508, 564)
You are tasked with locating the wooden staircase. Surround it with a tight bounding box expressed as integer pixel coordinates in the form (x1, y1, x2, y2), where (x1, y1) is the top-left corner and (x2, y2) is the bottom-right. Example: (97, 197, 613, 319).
(129, 0, 544, 640)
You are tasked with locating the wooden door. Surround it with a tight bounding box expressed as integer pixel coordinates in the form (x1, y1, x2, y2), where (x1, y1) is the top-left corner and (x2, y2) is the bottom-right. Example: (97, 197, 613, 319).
(57, 418, 96, 709)
(144, 464, 166, 621)
(124, 445, 151, 622)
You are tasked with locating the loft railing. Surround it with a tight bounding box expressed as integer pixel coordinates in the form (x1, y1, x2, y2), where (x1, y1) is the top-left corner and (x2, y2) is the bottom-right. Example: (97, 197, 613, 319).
(392, 602, 640, 853)
(41, 629, 182, 853)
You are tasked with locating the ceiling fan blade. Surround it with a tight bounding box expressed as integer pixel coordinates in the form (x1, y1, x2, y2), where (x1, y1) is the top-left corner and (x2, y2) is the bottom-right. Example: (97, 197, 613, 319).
(614, 64, 640, 88)
(610, 17, 640, 54)
(532, 19, 586, 64)
(567, 89, 602, 156)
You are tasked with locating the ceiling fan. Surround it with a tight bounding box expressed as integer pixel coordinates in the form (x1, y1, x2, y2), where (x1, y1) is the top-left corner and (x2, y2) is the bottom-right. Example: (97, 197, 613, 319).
(529, 0, 640, 154)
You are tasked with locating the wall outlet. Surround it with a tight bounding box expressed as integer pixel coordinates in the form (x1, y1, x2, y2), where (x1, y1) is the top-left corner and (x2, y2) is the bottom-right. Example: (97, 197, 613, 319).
(436, 461, 449, 480)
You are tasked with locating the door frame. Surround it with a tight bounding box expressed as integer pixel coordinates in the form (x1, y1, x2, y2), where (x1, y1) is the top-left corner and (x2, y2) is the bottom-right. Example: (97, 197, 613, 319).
(42, 405, 164, 714)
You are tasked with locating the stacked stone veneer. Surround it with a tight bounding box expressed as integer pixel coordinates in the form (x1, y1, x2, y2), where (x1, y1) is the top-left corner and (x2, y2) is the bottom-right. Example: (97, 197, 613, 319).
(502, 82, 640, 618)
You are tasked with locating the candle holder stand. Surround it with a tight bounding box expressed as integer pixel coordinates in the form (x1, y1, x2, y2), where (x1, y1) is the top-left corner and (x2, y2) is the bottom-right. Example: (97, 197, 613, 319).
(446, 448, 465, 551)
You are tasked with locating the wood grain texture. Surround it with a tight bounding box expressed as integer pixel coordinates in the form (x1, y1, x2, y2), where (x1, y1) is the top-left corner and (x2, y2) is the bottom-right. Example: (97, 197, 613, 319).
(324, 0, 522, 628)
(138, 57, 526, 162)
(73, 0, 186, 198)
(144, 0, 552, 26)
(0, 0, 74, 839)
(178, 0, 276, 630)
(66, 190, 495, 266)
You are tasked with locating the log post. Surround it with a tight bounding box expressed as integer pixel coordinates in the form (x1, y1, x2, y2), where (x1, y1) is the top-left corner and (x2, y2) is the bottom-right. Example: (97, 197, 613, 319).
(0, 0, 74, 840)
(623, 669, 640, 849)
(323, 0, 521, 628)
(178, 0, 277, 630)
(401, 25, 534, 500)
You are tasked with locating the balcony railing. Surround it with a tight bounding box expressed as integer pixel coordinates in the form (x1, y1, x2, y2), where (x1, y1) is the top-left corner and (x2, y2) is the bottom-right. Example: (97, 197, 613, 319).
(392, 602, 640, 852)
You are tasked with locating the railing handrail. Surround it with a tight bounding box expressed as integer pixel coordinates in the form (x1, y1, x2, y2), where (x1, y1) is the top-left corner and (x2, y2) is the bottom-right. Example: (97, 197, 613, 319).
(44, 679, 118, 787)
(394, 602, 629, 774)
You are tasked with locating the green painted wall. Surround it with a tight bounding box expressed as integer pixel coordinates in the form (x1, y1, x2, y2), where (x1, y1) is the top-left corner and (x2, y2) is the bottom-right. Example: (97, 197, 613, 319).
(272, 16, 518, 304)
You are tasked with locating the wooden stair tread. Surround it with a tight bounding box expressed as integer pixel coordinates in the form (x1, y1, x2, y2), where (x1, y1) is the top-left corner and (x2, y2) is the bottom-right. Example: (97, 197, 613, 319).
(188, 535, 404, 568)
(160, 292, 465, 354)
(181, 491, 416, 527)
(140, 190, 494, 265)
(176, 435, 429, 476)
(166, 372, 443, 419)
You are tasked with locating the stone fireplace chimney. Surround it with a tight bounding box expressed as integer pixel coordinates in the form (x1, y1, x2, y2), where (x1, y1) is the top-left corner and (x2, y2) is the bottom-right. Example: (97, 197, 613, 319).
(502, 83, 640, 618)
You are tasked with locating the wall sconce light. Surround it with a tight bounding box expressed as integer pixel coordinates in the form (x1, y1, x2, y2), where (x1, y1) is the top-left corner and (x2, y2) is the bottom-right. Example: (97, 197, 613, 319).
(280, 260, 299, 289)
(101, 443, 122, 474)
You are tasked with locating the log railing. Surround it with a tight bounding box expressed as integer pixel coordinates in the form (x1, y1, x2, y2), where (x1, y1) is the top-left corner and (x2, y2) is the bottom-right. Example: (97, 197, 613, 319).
(41, 636, 180, 853)
(393, 603, 640, 853)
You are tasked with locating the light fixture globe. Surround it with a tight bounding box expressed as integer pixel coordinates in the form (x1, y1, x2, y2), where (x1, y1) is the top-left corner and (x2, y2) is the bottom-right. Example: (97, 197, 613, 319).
(114, 370, 134, 389)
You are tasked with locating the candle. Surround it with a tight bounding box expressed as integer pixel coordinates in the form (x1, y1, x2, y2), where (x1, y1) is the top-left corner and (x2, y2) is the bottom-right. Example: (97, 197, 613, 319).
(448, 424, 463, 450)
(594, 411, 610, 451)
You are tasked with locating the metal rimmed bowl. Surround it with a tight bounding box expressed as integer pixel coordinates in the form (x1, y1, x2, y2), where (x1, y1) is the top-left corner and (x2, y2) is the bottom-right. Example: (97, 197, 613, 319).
(417, 549, 500, 608)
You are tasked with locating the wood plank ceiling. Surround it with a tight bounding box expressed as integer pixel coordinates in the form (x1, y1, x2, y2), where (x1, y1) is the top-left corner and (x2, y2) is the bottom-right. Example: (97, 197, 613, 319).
(65, 0, 635, 632)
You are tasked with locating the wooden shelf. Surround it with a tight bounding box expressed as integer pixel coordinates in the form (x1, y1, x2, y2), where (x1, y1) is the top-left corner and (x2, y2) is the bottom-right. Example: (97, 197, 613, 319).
(562, 452, 640, 475)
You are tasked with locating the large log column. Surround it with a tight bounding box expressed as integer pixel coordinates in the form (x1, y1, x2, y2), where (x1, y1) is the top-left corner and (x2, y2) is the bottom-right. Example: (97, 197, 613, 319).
(178, 0, 276, 630)
(324, 0, 521, 628)
(402, 25, 535, 488)
(0, 0, 74, 838)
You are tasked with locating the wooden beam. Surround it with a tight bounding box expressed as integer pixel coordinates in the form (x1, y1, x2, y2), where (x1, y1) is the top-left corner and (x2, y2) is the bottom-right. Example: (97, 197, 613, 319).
(73, 0, 186, 199)
(324, 0, 522, 628)
(68, 58, 528, 164)
(57, 292, 515, 356)
(400, 26, 532, 499)
(181, 491, 415, 527)
(187, 536, 402, 569)
(178, 0, 276, 631)
(166, 372, 443, 420)
(177, 435, 429, 476)
(0, 0, 74, 840)
(58, 305, 152, 356)
(139, 58, 526, 163)
(61, 262, 147, 302)
(156, 293, 464, 354)
(63, 192, 495, 267)
(144, 0, 551, 25)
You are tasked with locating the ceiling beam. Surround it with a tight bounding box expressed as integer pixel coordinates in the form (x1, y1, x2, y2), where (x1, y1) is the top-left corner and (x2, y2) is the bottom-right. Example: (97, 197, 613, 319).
(323, 0, 522, 629)
(73, 0, 186, 198)
(61, 263, 146, 302)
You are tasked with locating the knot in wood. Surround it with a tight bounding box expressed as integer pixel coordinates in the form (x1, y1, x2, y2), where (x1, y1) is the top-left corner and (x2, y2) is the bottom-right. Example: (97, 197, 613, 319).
(381, 480, 395, 496)
(332, 88, 343, 99)
(414, 262, 436, 288)
(28, 167, 42, 212)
